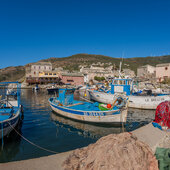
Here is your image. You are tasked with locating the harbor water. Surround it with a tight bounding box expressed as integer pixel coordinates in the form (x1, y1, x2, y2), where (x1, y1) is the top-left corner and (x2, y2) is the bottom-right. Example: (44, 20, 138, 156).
(0, 89, 155, 163)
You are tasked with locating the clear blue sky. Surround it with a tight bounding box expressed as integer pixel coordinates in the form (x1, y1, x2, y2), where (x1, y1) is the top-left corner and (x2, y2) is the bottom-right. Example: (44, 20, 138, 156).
(0, 0, 170, 68)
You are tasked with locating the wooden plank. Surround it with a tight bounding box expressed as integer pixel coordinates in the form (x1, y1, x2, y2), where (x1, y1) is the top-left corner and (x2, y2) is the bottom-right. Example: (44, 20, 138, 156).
(66, 103, 84, 107)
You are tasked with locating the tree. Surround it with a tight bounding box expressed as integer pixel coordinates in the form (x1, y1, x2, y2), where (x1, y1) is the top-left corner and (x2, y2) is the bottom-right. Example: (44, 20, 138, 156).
(94, 76, 105, 82)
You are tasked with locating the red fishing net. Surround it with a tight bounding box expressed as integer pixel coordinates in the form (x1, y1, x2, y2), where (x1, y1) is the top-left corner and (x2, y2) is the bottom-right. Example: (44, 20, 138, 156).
(154, 101, 170, 129)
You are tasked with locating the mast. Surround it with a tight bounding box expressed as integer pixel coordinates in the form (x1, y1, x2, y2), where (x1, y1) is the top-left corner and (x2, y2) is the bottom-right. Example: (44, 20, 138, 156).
(119, 61, 122, 78)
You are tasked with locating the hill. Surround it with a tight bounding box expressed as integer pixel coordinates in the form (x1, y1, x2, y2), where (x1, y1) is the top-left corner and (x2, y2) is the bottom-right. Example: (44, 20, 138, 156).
(0, 66, 25, 82)
(40, 54, 170, 72)
(0, 54, 170, 82)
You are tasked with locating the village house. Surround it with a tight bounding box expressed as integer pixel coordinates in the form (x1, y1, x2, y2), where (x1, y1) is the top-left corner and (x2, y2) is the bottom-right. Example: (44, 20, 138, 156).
(38, 71, 61, 84)
(156, 63, 170, 82)
(80, 64, 136, 82)
(26, 62, 85, 85)
(122, 69, 135, 78)
(60, 73, 84, 86)
(137, 65, 156, 79)
(80, 65, 117, 82)
(26, 62, 54, 84)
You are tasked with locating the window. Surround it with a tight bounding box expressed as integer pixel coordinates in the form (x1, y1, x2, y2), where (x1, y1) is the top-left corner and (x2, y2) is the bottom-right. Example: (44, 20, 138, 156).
(119, 80, 122, 85)
(164, 76, 168, 80)
(44, 66, 46, 70)
(165, 67, 168, 70)
(49, 73, 52, 75)
(45, 73, 48, 75)
(122, 80, 125, 85)
(34, 72, 36, 75)
(113, 80, 118, 85)
(53, 73, 56, 75)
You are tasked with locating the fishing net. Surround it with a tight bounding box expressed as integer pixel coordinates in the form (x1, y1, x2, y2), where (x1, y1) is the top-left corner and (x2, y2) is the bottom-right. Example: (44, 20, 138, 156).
(153, 101, 170, 129)
(63, 133, 158, 170)
(155, 148, 170, 170)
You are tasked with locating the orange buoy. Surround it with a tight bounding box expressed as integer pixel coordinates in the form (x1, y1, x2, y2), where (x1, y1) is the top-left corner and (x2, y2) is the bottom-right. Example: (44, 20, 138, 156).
(107, 104, 112, 108)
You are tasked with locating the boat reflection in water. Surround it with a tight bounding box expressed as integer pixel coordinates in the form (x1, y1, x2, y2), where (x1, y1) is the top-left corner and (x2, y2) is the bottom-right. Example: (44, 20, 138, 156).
(50, 111, 124, 139)
(51, 107, 155, 138)
(0, 120, 23, 163)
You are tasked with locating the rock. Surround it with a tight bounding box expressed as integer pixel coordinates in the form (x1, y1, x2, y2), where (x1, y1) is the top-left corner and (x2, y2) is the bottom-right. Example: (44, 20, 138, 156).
(63, 132, 158, 170)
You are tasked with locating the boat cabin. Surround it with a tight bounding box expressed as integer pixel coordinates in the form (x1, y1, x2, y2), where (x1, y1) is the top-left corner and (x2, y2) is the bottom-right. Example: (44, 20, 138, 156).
(111, 78, 132, 95)
(0, 82, 21, 108)
(58, 88, 75, 106)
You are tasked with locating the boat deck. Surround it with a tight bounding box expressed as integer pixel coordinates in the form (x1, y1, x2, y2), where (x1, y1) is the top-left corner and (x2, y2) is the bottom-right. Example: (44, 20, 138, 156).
(67, 101, 101, 111)
(51, 98, 118, 111)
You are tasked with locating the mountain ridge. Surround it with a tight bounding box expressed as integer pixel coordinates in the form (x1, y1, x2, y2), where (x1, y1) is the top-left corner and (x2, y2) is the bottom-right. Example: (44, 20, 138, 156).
(0, 53, 170, 82)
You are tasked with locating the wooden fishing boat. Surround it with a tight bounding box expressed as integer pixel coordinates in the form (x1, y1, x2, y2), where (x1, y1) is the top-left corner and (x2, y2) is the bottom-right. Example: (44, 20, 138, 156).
(49, 88, 128, 125)
(0, 82, 23, 139)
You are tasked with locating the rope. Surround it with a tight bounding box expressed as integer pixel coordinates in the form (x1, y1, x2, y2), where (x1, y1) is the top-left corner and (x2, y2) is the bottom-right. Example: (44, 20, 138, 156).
(121, 109, 125, 132)
(1, 122, 4, 149)
(79, 96, 94, 103)
(8, 122, 58, 154)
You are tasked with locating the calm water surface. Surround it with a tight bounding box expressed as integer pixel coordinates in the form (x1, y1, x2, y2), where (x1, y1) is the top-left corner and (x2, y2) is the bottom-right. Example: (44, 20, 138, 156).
(0, 89, 155, 162)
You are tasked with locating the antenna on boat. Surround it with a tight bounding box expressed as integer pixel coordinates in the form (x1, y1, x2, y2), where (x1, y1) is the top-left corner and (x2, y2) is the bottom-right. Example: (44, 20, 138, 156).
(118, 52, 124, 78)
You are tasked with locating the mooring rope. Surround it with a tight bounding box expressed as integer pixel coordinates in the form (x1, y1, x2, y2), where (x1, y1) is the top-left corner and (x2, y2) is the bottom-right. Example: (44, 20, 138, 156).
(8, 122, 58, 154)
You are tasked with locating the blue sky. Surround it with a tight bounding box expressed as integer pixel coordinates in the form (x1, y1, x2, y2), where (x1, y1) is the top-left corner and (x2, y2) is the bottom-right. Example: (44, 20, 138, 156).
(0, 0, 170, 68)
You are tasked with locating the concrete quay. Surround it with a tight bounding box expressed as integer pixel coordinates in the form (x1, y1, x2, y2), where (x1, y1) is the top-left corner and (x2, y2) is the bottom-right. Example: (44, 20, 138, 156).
(133, 123, 170, 152)
(0, 123, 169, 170)
(0, 151, 72, 170)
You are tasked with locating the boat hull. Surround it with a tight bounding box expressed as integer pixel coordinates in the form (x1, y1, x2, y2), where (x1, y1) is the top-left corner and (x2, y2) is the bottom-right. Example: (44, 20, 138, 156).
(89, 91, 117, 104)
(79, 88, 91, 99)
(128, 95, 170, 109)
(49, 101, 127, 125)
(89, 91, 170, 110)
(0, 107, 21, 139)
(47, 88, 59, 94)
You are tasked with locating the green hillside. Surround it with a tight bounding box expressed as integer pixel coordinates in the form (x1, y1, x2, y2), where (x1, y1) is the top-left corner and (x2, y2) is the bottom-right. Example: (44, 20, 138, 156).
(0, 54, 170, 82)
(0, 66, 25, 82)
(41, 54, 170, 72)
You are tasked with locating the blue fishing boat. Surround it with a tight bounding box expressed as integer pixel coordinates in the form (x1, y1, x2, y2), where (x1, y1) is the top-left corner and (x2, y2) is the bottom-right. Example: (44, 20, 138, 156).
(49, 88, 128, 125)
(0, 82, 23, 139)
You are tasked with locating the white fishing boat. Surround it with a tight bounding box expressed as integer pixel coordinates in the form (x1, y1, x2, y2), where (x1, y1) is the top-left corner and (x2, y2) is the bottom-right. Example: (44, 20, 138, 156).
(88, 78, 170, 110)
(79, 85, 96, 99)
